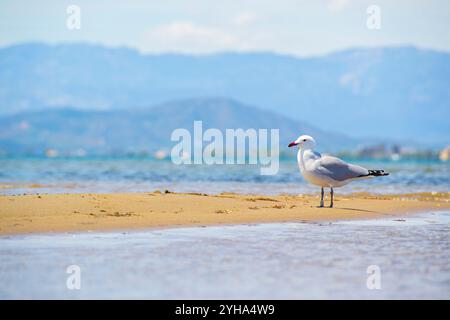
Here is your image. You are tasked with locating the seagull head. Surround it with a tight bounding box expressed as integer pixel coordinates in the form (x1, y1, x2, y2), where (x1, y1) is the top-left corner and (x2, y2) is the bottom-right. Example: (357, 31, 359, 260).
(288, 135, 316, 149)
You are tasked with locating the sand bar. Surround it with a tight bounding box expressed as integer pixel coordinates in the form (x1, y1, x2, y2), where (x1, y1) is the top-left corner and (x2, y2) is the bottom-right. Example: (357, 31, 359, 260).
(0, 191, 449, 235)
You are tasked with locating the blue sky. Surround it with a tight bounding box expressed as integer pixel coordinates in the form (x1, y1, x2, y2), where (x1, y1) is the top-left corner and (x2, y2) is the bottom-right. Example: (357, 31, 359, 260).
(0, 0, 449, 56)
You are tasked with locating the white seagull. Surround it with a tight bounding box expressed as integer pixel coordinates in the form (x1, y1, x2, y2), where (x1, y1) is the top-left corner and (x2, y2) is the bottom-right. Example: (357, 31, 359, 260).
(288, 135, 389, 208)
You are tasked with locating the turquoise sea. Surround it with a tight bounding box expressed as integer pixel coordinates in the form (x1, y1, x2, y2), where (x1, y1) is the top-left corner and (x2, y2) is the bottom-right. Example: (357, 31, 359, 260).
(0, 157, 449, 195)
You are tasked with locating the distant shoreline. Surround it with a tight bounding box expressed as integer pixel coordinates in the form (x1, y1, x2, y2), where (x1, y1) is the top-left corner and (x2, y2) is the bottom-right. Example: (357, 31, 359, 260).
(1, 192, 448, 236)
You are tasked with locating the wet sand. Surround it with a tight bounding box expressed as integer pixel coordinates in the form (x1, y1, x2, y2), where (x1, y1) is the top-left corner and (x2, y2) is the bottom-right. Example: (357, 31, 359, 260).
(2, 212, 449, 299)
(0, 191, 449, 235)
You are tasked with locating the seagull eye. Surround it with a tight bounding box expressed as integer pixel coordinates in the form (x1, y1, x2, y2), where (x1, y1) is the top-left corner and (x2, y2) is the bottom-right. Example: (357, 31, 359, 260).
(303, 139, 307, 142)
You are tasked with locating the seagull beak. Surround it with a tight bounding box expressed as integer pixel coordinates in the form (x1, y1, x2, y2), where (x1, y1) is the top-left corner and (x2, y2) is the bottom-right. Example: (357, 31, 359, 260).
(288, 141, 298, 148)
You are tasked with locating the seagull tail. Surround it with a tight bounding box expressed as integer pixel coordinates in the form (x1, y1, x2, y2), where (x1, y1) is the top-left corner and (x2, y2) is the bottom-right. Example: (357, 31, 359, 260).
(360, 170, 389, 177)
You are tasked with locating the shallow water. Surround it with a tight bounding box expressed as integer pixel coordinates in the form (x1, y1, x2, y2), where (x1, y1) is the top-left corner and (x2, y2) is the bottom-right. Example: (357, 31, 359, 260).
(1, 157, 449, 195)
(1, 212, 449, 299)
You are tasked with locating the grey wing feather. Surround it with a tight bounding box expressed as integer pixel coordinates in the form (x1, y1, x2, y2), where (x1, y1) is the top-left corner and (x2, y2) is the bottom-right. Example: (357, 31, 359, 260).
(316, 156, 369, 181)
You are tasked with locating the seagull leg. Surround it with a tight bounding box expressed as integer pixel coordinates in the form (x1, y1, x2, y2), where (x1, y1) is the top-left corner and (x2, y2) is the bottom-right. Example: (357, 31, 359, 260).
(329, 187, 334, 208)
(319, 187, 324, 207)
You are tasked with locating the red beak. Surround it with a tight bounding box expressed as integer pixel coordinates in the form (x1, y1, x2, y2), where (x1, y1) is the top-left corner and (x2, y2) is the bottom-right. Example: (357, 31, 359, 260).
(288, 141, 298, 148)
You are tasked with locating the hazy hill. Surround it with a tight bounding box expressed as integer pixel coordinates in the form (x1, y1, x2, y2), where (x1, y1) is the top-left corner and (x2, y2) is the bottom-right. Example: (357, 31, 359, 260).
(0, 98, 358, 156)
(0, 43, 449, 144)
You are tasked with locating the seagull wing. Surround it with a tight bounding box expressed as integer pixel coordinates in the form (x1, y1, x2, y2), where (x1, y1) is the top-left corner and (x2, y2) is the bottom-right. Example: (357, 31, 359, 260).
(316, 155, 369, 181)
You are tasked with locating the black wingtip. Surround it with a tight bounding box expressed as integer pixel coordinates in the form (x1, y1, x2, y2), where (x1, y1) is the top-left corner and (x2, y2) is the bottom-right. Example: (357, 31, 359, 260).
(368, 170, 389, 177)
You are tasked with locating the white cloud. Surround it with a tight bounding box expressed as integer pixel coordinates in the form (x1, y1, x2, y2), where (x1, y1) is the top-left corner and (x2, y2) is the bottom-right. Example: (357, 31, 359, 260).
(142, 21, 237, 53)
(232, 12, 257, 26)
(327, 0, 351, 12)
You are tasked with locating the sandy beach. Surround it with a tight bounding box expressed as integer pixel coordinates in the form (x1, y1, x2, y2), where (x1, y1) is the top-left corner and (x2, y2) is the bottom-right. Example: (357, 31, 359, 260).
(0, 191, 448, 235)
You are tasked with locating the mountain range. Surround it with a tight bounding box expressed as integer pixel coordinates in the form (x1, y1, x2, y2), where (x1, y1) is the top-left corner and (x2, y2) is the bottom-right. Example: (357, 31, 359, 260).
(0, 42, 449, 152)
(0, 98, 360, 156)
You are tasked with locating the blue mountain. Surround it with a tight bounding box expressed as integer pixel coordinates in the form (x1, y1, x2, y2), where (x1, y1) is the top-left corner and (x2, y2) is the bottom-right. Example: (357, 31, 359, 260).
(0, 43, 449, 144)
(0, 97, 358, 156)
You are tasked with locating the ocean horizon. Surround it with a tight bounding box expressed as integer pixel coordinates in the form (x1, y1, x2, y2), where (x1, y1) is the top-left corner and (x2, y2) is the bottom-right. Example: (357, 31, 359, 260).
(1, 156, 448, 196)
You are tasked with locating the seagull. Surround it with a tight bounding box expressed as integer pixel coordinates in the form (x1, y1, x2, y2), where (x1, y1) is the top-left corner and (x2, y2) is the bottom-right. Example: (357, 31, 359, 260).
(288, 135, 389, 208)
